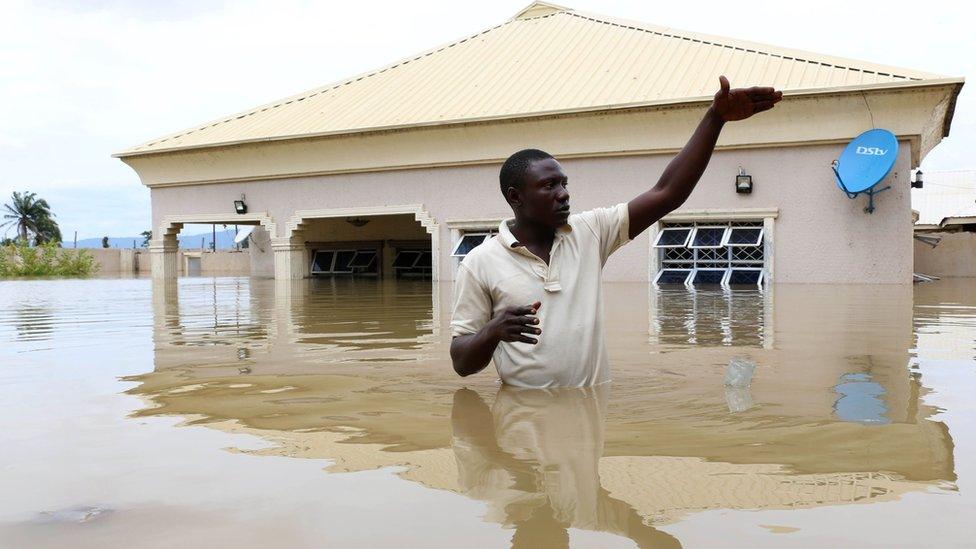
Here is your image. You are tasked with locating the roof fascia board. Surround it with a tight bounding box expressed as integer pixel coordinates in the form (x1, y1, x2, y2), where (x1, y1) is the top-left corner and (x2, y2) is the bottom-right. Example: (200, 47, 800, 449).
(114, 78, 963, 159)
(121, 85, 954, 188)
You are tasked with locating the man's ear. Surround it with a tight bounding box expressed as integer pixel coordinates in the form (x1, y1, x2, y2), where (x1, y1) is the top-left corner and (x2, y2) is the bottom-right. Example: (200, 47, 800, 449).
(504, 186, 522, 208)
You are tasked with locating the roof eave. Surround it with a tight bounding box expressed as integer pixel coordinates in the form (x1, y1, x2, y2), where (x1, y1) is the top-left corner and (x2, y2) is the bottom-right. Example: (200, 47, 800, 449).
(113, 77, 965, 159)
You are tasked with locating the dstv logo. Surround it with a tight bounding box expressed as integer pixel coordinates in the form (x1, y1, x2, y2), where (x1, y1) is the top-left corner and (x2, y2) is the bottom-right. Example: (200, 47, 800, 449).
(856, 146, 888, 156)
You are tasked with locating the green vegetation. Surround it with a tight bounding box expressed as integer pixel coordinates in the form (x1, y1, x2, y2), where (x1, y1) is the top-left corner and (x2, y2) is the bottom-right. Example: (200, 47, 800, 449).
(0, 241, 98, 277)
(1, 191, 61, 245)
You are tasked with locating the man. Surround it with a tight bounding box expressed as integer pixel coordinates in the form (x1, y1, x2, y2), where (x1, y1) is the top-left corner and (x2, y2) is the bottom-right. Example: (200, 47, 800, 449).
(451, 76, 782, 387)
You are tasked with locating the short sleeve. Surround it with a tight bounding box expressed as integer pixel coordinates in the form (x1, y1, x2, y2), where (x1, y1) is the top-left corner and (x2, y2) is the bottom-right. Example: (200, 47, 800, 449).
(451, 263, 493, 337)
(576, 202, 631, 265)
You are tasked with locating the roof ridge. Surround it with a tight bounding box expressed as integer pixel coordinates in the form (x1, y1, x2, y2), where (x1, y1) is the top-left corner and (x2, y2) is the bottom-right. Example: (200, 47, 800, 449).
(561, 10, 935, 81)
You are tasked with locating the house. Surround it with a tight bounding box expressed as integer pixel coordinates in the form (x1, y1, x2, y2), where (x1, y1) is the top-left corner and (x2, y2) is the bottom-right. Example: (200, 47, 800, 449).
(116, 1, 963, 284)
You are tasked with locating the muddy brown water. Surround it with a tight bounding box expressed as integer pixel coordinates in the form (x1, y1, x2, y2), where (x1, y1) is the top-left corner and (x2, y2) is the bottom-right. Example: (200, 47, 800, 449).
(0, 276, 973, 547)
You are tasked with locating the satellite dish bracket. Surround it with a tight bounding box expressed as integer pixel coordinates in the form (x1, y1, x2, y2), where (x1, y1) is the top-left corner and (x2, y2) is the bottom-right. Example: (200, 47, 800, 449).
(832, 164, 891, 214)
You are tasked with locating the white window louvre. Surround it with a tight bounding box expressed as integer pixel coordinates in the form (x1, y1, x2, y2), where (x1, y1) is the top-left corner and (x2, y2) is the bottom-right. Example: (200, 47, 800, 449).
(689, 226, 728, 249)
(393, 250, 421, 268)
(722, 227, 764, 247)
(349, 250, 377, 269)
(653, 227, 692, 248)
(724, 268, 764, 287)
(690, 268, 727, 285)
(310, 250, 335, 274)
(452, 232, 492, 257)
(654, 268, 692, 285)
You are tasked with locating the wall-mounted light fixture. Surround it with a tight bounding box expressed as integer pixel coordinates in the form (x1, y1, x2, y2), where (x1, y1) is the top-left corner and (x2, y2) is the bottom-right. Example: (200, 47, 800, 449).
(234, 193, 248, 214)
(345, 217, 370, 227)
(911, 169, 924, 189)
(735, 166, 753, 194)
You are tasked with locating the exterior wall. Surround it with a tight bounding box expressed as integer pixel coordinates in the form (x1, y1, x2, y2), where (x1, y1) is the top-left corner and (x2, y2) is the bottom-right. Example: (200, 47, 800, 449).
(915, 232, 976, 277)
(200, 251, 251, 274)
(149, 140, 913, 284)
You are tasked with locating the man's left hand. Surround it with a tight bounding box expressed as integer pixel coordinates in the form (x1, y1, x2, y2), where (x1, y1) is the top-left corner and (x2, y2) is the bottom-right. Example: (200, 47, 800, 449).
(711, 75, 783, 122)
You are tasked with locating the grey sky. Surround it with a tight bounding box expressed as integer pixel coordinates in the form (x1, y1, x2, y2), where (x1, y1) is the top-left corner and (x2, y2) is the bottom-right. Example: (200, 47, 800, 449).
(1, 0, 971, 240)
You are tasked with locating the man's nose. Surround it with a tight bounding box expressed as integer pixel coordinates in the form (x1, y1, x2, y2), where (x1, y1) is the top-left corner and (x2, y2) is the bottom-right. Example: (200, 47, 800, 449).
(557, 186, 570, 202)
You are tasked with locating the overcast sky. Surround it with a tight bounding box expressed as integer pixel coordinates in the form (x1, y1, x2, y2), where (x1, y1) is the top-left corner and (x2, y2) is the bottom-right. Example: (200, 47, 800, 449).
(1, 0, 972, 240)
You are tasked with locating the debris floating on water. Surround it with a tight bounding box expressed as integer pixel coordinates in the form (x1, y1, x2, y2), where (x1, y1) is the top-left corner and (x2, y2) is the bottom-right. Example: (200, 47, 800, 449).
(725, 358, 756, 388)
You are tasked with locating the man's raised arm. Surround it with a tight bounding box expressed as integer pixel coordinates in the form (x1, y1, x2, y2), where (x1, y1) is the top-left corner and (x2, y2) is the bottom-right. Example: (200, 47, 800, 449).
(626, 76, 782, 240)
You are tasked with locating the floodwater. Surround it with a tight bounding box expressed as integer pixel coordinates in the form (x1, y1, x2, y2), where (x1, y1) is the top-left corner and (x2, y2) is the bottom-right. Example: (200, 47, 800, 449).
(0, 276, 974, 548)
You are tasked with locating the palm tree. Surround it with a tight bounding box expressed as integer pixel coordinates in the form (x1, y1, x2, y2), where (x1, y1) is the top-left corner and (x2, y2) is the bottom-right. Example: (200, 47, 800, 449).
(1, 191, 58, 244)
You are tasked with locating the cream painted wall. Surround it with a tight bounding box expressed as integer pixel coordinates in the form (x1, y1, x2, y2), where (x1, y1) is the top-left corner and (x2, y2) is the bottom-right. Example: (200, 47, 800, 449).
(150, 141, 913, 283)
(914, 232, 976, 277)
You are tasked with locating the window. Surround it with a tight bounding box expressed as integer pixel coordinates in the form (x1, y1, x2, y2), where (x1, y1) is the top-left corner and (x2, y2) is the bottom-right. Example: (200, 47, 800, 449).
(726, 268, 763, 286)
(723, 227, 763, 247)
(394, 249, 432, 278)
(691, 268, 727, 285)
(653, 227, 692, 248)
(689, 226, 728, 249)
(655, 221, 765, 287)
(349, 250, 377, 269)
(654, 268, 692, 285)
(311, 248, 379, 275)
(452, 230, 498, 258)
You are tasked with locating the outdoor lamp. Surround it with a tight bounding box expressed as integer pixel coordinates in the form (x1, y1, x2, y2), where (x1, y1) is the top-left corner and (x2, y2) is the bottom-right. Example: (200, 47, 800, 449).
(234, 194, 247, 214)
(735, 166, 753, 194)
(911, 169, 924, 189)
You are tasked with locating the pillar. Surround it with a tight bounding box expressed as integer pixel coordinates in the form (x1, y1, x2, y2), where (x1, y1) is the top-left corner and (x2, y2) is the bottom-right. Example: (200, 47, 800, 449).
(272, 239, 307, 280)
(149, 236, 178, 279)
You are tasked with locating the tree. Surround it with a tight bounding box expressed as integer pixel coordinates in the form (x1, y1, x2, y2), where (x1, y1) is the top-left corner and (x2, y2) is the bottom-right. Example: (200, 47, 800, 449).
(1, 191, 59, 244)
(34, 215, 62, 246)
(101, 236, 110, 248)
(141, 230, 152, 248)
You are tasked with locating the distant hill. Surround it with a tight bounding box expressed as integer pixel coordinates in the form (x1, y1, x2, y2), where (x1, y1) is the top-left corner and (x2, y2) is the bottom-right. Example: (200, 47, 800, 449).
(64, 229, 243, 250)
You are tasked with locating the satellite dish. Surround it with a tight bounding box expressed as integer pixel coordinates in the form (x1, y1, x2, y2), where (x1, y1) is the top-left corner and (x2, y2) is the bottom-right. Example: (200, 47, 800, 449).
(234, 225, 255, 244)
(832, 129, 898, 214)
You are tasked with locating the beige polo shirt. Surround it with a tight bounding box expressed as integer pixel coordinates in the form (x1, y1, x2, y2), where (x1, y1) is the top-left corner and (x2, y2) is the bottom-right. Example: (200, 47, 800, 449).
(451, 203, 631, 388)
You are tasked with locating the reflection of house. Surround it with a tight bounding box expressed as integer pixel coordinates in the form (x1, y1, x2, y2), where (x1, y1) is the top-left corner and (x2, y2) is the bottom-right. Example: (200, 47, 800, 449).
(130, 277, 955, 539)
(116, 2, 961, 284)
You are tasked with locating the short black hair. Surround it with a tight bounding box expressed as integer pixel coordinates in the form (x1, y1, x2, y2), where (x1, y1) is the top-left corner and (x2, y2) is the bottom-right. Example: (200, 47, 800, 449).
(499, 149, 554, 197)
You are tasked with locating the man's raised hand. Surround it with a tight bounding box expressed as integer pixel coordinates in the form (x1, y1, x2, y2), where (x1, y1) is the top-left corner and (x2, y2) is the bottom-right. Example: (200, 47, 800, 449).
(711, 75, 783, 122)
(490, 301, 542, 345)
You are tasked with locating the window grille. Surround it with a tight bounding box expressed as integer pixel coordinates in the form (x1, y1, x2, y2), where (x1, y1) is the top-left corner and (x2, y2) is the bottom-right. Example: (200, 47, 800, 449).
(655, 221, 765, 287)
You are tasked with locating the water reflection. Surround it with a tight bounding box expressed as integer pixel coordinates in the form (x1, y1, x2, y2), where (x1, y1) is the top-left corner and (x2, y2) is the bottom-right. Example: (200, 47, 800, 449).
(123, 277, 963, 542)
(452, 386, 681, 548)
(650, 287, 768, 348)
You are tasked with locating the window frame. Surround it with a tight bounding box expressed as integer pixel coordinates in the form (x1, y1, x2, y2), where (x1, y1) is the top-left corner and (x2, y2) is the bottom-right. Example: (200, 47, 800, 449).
(451, 231, 494, 257)
(690, 267, 729, 286)
(688, 226, 729, 249)
(653, 268, 693, 285)
(652, 227, 693, 248)
(723, 267, 764, 287)
(721, 226, 764, 248)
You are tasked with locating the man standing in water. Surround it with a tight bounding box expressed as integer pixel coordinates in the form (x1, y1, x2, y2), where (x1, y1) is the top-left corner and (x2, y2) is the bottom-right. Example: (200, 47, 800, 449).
(451, 76, 782, 387)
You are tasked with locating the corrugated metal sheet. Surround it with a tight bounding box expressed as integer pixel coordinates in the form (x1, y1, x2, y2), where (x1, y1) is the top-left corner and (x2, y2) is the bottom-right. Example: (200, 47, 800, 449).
(118, 2, 950, 157)
(912, 171, 976, 225)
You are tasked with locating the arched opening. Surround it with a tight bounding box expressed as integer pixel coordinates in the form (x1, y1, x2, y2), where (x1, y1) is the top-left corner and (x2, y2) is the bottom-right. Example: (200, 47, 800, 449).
(150, 213, 276, 279)
(284, 205, 439, 281)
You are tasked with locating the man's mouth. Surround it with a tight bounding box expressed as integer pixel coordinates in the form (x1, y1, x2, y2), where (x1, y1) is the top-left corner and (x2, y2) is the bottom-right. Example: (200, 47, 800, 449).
(556, 205, 570, 215)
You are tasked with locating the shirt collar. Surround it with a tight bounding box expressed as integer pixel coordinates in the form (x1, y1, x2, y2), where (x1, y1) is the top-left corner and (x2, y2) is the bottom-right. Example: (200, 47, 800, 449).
(497, 217, 572, 249)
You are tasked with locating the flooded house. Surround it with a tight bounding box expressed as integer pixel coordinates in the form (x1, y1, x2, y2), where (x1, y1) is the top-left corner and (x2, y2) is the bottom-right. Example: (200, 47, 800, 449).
(115, 1, 962, 284)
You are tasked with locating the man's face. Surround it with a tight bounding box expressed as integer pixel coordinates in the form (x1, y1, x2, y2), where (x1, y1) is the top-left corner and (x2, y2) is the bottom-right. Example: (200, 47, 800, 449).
(509, 158, 571, 229)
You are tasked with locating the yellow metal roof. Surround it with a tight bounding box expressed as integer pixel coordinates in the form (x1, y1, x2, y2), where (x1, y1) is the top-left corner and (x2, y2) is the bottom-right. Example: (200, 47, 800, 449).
(117, 2, 955, 157)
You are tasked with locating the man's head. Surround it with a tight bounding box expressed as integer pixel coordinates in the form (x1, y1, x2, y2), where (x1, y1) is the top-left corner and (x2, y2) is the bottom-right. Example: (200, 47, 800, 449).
(499, 149, 571, 229)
